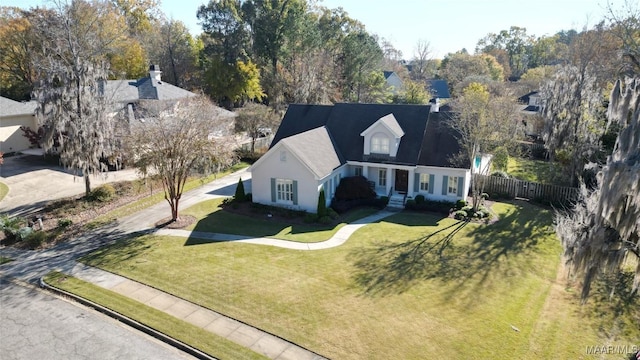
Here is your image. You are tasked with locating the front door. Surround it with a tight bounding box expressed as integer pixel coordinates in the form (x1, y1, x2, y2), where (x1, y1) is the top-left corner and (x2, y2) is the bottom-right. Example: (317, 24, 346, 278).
(395, 169, 408, 193)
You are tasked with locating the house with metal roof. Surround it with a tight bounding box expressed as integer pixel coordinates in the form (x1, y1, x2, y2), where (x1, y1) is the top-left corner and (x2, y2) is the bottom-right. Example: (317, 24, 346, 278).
(250, 103, 488, 213)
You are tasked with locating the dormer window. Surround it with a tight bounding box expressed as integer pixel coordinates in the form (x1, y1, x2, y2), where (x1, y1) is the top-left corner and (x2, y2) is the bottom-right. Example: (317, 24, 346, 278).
(371, 134, 390, 154)
(360, 113, 405, 157)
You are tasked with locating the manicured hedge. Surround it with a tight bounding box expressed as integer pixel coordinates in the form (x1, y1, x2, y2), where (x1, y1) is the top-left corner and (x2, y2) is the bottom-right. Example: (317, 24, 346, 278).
(404, 199, 455, 215)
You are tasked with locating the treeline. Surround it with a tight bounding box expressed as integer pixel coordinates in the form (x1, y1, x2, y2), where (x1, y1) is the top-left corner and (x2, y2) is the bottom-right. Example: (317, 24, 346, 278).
(0, 0, 638, 111)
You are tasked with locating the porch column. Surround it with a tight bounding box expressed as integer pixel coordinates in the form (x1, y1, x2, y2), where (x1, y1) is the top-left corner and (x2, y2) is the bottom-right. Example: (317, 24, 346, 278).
(362, 165, 368, 179)
(386, 166, 392, 195)
(408, 170, 415, 197)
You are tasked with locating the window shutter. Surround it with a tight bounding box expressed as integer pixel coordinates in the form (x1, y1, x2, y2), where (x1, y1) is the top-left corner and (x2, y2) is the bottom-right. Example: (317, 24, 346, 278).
(428, 174, 435, 194)
(270, 178, 276, 202)
(292, 180, 298, 205)
(414, 173, 420, 192)
(457, 176, 464, 197)
(442, 175, 448, 195)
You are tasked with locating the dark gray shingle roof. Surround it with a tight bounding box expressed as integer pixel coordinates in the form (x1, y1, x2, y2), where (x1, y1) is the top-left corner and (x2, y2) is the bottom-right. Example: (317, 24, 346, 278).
(426, 79, 451, 99)
(271, 103, 463, 170)
(280, 126, 342, 179)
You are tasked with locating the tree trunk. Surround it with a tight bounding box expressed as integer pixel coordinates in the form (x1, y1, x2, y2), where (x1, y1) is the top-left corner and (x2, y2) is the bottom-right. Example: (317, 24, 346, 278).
(170, 197, 180, 222)
(84, 174, 91, 197)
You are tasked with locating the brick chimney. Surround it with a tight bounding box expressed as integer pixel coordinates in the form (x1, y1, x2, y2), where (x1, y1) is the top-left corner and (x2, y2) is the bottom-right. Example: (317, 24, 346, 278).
(149, 64, 162, 81)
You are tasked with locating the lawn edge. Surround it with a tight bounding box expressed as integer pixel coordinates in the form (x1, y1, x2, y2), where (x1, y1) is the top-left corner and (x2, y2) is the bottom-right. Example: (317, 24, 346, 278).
(39, 274, 218, 360)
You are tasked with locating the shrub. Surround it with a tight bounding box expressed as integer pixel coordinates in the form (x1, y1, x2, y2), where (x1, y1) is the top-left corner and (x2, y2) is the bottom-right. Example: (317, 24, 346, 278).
(88, 184, 115, 202)
(57, 219, 73, 228)
(1, 214, 23, 240)
(454, 210, 468, 220)
(234, 178, 246, 202)
(16, 226, 34, 241)
(245, 193, 252, 202)
(481, 192, 489, 200)
(25, 230, 48, 249)
(334, 176, 375, 201)
(317, 188, 327, 216)
(455, 199, 467, 210)
(414, 194, 425, 204)
(327, 208, 339, 220)
(405, 199, 455, 215)
(379, 196, 389, 205)
(491, 171, 509, 178)
(318, 215, 333, 224)
(304, 213, 318, 223)
(492, 146, 509, 171)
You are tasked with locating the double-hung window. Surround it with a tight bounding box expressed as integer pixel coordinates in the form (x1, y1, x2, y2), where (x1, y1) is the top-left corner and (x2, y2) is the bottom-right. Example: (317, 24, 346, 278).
(276, 179, 294, 203)
(371, 135, 390, 154)
(448, 176, 458, 195)
(419, 173, 430, 191)
(379, 169, 387, 187)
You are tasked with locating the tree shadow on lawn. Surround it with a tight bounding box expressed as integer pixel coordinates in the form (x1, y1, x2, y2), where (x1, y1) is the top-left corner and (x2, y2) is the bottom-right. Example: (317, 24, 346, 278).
(184, 207, 343, 246)
(350, 202, 554, 298)
(81, 233, 156, 268)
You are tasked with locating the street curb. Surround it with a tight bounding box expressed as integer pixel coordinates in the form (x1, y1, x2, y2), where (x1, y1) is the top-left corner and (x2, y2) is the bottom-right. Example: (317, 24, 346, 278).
(38, 276, 217, 360)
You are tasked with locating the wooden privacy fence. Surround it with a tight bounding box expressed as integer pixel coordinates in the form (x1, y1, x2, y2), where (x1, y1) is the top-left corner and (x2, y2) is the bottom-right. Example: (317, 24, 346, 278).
(473, 174, 579, 206)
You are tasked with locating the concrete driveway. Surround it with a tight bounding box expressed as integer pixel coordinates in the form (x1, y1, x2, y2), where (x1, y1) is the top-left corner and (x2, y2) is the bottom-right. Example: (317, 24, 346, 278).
(0, 155, 140, 216)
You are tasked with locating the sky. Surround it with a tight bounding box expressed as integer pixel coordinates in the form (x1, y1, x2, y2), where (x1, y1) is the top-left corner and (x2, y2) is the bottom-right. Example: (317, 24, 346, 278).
(3, 0, 619, 59)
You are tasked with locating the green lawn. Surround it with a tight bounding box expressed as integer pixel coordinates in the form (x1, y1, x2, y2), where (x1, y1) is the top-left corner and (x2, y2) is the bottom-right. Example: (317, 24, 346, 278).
(86, 162, 250, 229)
(0, 181, 8, 202)
(82, 201, 637, 359)
(43, 271, 266, 360)
(507, 157, 569, 185)
(182, 198, 380, 242)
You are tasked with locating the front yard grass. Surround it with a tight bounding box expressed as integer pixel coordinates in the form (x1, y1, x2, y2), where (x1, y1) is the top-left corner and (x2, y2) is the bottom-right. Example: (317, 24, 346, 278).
(43, 271, 266, 360)
(81, 201, 638, 359)
(182, 198, 380, 242)
(0, 181, 8, 202)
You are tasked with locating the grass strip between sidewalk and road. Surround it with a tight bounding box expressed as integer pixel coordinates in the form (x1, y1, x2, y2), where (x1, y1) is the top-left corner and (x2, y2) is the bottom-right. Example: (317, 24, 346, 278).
(0, 181, 8, 202)
(43, 271, 267, 360)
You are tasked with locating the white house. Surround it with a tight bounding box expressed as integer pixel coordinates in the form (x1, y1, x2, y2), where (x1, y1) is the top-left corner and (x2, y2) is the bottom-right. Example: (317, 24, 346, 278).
(250, 103, 488, 213)
(0, 96, 38, 154)
(383, 71, 404, 95)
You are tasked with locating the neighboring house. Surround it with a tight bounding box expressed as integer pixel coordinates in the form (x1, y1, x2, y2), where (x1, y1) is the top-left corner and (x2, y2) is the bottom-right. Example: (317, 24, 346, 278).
(517, 91, 544, 138)
(250, 103, 490, 213)
(383, 71, 404, 95)
(0, 96, 38, 154)
(425, 79, 451, 111)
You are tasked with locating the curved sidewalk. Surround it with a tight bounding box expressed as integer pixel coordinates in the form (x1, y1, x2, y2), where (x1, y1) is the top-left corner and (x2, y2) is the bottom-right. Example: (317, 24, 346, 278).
(154, 210, 396, 250)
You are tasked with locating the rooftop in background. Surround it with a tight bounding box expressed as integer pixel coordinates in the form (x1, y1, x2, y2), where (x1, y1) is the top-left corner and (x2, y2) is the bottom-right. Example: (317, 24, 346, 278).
(0, 97, 37, 117)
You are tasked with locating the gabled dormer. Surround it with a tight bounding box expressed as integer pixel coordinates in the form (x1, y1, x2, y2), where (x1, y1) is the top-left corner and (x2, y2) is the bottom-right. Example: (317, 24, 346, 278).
(360, 113, 405, 158)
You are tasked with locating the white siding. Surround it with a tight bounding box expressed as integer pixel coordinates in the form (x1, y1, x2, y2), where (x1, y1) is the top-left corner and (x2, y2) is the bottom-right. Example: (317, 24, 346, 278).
(413, 166, 470, 201)
(0, 114, 37, 153)
(250, 144, 319, 213)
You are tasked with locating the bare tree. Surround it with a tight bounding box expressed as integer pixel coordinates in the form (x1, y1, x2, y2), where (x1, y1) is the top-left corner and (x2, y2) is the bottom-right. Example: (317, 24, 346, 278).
(126, 96, 236, 222)
(557, 77, 640, 301)
(411, 39, 432, 81)
(234, 103, 281, 153)
(32, 0, 119, 196)
(450, 82, 520, 211)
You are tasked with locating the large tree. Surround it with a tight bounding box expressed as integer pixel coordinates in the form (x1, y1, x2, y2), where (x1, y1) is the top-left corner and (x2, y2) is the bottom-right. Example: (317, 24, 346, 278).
(450, 82, 520, 211)
(32, 0, 121, 196)
(557, 77, 640, 301)
(126, 96, 236, 222)
(341, 31, 383, 102)
(234, 102, 281, 153)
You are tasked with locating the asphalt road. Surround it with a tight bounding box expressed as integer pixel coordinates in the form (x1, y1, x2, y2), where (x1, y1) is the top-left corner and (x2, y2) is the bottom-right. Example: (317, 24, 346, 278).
(0, 278, 194, 360)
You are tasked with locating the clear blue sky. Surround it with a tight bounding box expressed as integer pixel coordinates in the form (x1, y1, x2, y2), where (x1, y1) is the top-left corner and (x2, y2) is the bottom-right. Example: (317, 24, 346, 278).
(4, 0, 617, 59)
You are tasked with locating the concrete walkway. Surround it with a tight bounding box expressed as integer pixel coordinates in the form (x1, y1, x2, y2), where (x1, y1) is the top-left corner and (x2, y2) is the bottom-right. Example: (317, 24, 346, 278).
(62, 263, 325, 360)
(155, 210, 395, 250)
